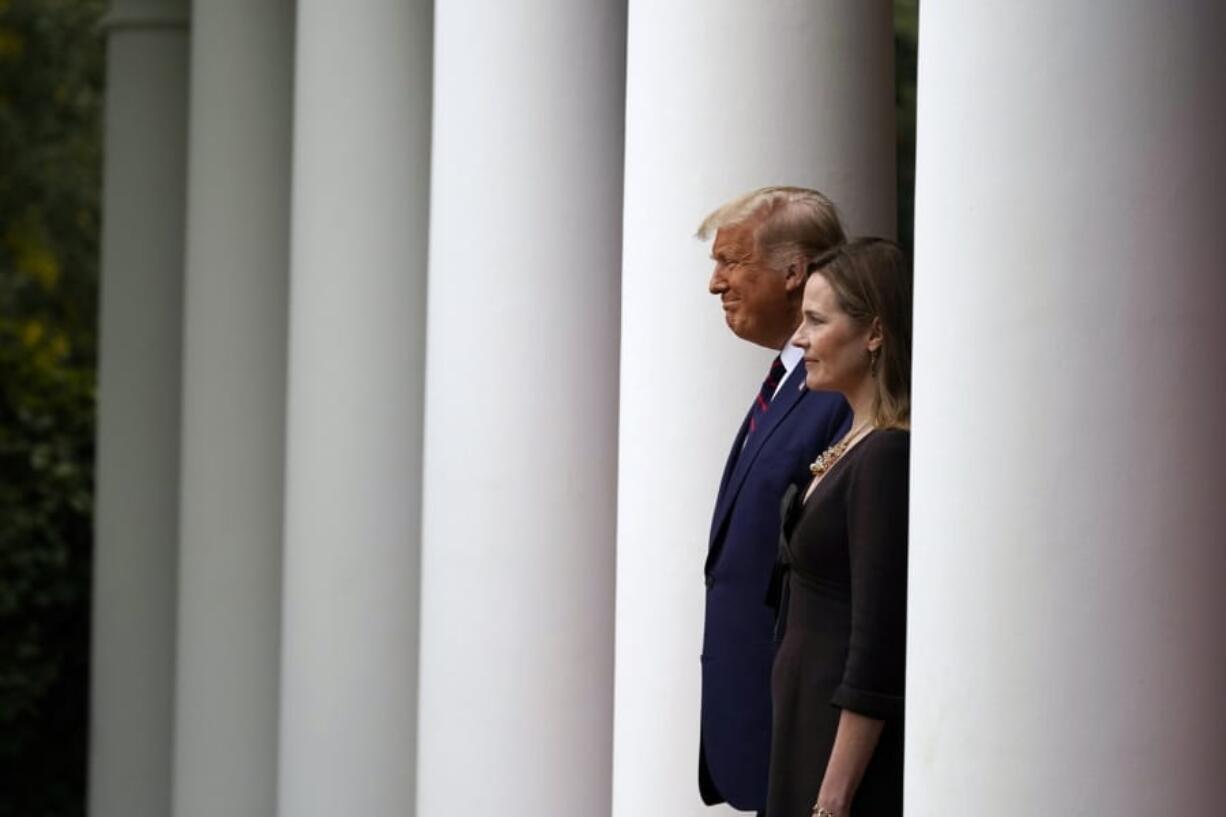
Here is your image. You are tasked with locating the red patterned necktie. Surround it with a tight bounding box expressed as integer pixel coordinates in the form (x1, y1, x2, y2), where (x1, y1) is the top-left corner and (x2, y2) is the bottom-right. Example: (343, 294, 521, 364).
(747, 355, 786, 436)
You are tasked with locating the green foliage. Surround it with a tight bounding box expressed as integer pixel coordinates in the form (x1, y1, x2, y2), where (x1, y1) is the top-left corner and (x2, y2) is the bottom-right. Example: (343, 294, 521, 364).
(0, 337, 93, 817)
(0, 0, 105, 814)
(895, 0, 919, 255)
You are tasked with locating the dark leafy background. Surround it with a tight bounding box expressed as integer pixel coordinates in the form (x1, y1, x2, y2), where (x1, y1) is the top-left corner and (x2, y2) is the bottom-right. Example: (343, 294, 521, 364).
(0, 0, 104, 815)
(896, 0, 918, 253)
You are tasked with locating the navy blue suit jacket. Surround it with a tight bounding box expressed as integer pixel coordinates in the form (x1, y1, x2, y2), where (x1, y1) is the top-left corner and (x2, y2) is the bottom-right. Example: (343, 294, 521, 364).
(699, 361, 849, 810)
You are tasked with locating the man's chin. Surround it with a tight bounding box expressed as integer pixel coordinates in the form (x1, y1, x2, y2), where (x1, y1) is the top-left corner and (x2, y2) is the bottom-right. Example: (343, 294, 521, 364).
(724, 318, 781, 350)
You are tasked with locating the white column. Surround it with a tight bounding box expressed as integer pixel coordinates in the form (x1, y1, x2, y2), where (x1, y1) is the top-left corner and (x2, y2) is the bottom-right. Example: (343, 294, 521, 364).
(614, 2, 896, 814)
(416, 2, 626, 815)
(276, 3, 431, 816)
(90, 3, 189, 817)
(171, 2, 293, 816)
(908, 4, 1226, 815)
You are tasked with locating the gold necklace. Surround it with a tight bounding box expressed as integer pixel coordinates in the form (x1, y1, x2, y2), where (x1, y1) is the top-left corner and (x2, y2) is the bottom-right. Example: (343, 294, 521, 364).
(809, 421, 875, 476)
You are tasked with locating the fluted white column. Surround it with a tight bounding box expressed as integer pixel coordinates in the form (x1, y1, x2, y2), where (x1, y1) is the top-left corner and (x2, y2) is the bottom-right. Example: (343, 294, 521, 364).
(171, 2, 293, 816)
(416, 2, 626, 815)
(276, 3, 431, 816)
(614, 2, 896, 814)
(908, 4, 1226, 815)
(90, 3, 189, 816)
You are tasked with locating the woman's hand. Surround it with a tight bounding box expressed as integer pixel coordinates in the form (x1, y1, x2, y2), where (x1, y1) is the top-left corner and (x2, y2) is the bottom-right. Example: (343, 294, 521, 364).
(814, 790, 853, 814)
(810, 802, 846, 817)
(811, 707, 883, 817)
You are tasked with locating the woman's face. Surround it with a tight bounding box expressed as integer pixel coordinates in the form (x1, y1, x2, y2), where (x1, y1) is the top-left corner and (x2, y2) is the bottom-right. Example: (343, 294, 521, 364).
(791, 273, 875, 395)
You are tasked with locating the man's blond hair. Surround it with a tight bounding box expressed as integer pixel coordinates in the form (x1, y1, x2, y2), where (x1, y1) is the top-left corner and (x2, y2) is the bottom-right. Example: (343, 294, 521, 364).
(695, 185, 846, 271)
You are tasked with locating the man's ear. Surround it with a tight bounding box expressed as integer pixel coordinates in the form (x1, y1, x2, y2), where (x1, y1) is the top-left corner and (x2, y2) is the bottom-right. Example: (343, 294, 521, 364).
(866, 317, 885, 351)
(783, 254, 808, 294)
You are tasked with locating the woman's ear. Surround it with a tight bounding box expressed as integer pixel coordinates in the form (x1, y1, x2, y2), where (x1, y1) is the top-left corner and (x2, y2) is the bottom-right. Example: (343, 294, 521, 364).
(866, 316, 884, 351)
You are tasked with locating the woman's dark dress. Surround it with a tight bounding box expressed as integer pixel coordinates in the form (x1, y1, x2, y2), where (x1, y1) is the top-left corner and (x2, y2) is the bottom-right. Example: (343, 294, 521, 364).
(766, 429, 909, 817)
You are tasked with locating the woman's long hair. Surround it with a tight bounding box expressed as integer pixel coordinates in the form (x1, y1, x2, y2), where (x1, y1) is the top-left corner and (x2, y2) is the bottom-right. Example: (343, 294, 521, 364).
(806, 238, 913, 428)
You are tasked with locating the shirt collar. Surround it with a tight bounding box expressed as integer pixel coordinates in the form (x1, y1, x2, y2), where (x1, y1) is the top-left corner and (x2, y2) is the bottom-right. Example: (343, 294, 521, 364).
(778, 342, 803, 379)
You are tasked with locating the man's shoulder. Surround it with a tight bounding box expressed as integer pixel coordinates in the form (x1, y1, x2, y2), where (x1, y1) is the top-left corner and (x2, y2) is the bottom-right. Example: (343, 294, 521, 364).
(793, 387, 848, 421)
(768, 388, 848, 451)
(796, 386, 846, 408)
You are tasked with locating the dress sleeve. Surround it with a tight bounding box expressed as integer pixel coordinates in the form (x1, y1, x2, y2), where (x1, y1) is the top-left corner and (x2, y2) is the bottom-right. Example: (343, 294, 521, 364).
(830, 430, 910, 720)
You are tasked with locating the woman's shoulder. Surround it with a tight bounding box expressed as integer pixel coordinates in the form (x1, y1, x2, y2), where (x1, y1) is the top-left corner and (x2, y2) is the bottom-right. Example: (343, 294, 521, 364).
(850, 427, 910, 471)
(863, 426, 909, 447)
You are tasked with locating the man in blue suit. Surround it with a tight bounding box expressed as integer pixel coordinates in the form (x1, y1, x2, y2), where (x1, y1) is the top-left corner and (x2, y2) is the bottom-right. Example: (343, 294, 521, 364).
(695, 187, 851, 813)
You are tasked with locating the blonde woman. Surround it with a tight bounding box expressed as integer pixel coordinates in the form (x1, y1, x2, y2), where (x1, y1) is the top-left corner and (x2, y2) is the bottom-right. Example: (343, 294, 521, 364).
(767, 239, 912, 817)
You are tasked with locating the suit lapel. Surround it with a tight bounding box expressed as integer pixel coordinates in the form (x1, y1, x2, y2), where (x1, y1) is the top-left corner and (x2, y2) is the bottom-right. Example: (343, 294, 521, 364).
(709, 361, 809, 547)
(709, 408, 751, 544)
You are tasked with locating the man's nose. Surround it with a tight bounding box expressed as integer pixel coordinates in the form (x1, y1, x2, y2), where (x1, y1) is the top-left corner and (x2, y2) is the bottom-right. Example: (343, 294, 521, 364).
(708, 267, 725, 294)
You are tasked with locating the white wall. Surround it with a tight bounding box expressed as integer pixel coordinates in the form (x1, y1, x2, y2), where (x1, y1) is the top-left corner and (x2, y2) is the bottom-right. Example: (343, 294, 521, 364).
(90, 4, 189, 815)
(908, 4, 1226, 814)
(416, 1, 627, 815)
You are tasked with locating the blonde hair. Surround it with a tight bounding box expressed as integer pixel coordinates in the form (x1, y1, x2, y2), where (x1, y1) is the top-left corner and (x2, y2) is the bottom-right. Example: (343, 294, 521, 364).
(695, 186, 846, 272)
(807, 238, 912, 429)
